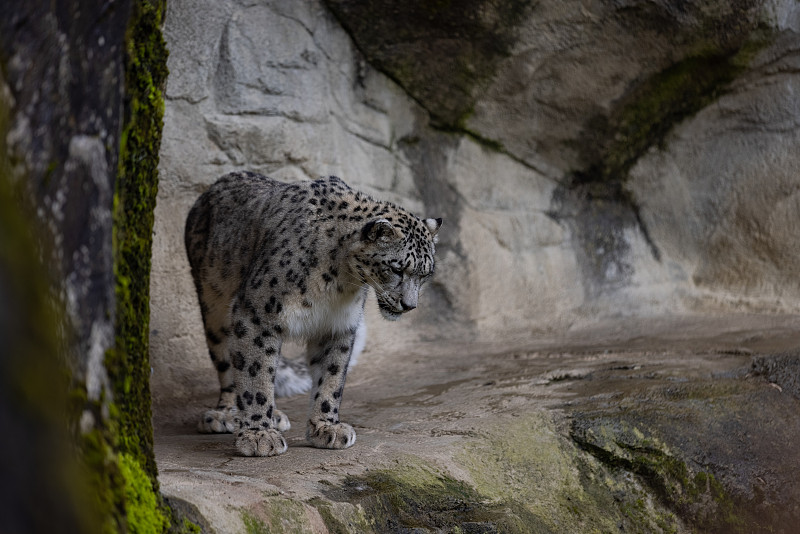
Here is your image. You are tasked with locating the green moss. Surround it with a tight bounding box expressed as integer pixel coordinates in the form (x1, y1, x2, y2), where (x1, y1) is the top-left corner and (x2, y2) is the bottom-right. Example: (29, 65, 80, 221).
(81, 0, 171, 532)
(2, 1, 174, 532)
(162, 497, 207, 534)
(174, 519, 202, 534)
(108, 0, 168, 479)
(688, 472, 743, 533)
(602, 54, 743, 182)
(459, 413, 685, 533)
(120, 453, 171, 534)
(78, 426, 128, 534)
(552, 34, 772, 283)
(78, 407, 180, 534)
(571, 418, 747, 533)
(318, 416, 688, 533)
(311, 415, 695, 533)
(241, 511, 270, 534)
(322, 458, 544, 533)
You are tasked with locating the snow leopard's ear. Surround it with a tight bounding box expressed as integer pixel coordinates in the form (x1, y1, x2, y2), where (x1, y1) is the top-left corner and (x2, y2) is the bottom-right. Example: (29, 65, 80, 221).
(424, 218, 442, 243)
(362, 219, 402, 243)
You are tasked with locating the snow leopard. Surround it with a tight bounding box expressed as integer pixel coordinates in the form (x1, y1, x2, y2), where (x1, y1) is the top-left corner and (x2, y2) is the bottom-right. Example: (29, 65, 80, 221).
(184, 171, 442, 456)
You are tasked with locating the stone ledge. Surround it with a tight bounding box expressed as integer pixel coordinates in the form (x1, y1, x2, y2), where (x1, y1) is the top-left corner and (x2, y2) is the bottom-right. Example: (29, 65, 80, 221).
(154, 315, 800, 533)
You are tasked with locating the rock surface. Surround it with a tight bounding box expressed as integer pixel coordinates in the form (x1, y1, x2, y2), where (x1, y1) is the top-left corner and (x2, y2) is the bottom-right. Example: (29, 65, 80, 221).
(155, 315, 800, 533)
(152, 0, 800, 532)
(1, 0, 171, 531)
(152, 0, 800, 390)
(1, 0, 128, 399)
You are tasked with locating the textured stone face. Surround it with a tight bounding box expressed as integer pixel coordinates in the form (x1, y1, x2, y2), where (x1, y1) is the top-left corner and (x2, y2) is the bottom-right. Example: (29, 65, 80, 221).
(323, 0, 535, 127)
(322, 0, 800, 305)
(2, 0, 170, 530)
(467, 0, 771, 174)
(153, 0, 800, 416)
(1, 0, 128, 394)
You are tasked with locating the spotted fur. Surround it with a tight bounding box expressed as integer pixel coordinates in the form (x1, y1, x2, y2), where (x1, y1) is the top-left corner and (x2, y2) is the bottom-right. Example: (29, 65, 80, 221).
(185, 171, 441, 456)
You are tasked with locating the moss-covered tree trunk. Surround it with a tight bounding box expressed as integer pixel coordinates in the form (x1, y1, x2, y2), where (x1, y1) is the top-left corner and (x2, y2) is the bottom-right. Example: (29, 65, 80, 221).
(0, 0, 173, 532)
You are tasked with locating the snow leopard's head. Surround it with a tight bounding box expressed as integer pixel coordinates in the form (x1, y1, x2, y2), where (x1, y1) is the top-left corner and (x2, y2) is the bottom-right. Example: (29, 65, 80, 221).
(352, 213, 441, 321)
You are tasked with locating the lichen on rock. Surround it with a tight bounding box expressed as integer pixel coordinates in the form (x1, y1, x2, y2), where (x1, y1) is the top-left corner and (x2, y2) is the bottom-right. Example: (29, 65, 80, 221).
(570, 371, 800, 533)
(571, 418, 740, 532)
(459, 413, 686, 533)
(322, 458, 536, 532)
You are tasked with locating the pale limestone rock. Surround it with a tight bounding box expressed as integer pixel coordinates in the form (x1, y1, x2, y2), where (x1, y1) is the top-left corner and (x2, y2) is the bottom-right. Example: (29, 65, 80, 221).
(152, 0, 800, 419)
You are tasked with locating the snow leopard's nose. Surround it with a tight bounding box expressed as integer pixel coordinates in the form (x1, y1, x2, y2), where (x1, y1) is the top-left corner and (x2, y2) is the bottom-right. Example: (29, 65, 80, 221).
(400, 280, 419, 311)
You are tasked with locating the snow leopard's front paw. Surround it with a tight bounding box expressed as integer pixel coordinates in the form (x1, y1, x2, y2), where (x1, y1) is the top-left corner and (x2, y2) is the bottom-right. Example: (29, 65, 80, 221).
(235, 429, 288, 457)
(274, 409, 291, 432)
(306, 420, 356, 449)
(198, 407, 238, 433)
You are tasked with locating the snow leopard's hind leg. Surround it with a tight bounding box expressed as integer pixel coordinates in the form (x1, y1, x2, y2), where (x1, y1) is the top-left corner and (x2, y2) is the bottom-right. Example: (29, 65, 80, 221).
(194, 288, 240, 434)
(193, 284, 290, 434)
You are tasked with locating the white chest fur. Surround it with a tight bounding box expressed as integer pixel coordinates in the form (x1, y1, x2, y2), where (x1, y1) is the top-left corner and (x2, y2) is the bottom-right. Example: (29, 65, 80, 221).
(282, 288, 365, 341)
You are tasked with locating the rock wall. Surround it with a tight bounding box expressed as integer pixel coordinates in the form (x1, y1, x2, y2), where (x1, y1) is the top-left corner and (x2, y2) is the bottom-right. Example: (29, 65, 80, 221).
(152, 0, 800, 415)
(1, 0, 171, 531)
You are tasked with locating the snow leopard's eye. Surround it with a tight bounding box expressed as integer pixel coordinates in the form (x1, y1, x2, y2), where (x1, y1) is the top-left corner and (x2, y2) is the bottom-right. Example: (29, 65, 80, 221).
(390, 266, 404, 276)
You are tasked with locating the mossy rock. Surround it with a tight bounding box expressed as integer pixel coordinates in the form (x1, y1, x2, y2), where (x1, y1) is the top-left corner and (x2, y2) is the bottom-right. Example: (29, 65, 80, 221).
(570, 374, 800, 533)
(315, 414, 688, 533)
(2, 0, 178, 531)
(570, 418, 739, 532)
(321, 460, 541, 533)
(575, 37, 769, 188)
(459, 413, 685, 533)
(241, 500, 309, 534)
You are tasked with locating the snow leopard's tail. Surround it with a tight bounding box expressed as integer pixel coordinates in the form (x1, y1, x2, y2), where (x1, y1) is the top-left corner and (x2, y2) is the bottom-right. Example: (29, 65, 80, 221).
(274, 355, 312, 397)
(274, 319, 367, 397)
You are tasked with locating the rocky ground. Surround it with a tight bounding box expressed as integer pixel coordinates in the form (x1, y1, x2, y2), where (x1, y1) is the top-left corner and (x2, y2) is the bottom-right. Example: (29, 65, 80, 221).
(154, 314, 800, 533)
